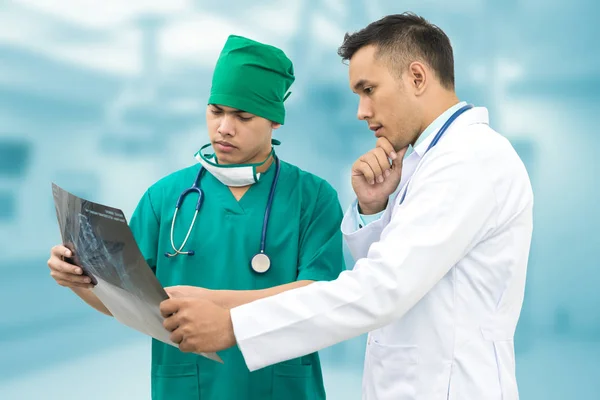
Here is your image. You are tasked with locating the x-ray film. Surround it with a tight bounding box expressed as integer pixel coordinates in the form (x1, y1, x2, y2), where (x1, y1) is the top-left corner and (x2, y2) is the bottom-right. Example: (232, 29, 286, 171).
(51, 182, 222, 364)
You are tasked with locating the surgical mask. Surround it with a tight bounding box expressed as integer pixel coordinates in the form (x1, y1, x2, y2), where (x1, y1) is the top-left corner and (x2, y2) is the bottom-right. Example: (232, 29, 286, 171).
(194, 139, 280, 187)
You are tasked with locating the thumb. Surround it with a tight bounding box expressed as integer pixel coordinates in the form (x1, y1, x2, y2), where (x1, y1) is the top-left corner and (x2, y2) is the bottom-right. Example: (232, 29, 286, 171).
(165, 286, 184, 298)
(390, 146, 409, 174)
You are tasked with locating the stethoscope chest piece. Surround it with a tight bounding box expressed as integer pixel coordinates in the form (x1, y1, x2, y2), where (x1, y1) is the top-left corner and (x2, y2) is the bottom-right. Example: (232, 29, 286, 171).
(251, 252, 271, 274)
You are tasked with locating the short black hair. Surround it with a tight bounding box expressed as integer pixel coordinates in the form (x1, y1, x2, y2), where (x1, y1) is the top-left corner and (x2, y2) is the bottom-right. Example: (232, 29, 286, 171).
(337, 12, 455, 90)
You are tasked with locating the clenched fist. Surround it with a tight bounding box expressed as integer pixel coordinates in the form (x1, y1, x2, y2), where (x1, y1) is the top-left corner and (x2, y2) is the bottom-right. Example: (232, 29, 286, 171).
(351, 137, 408, 215)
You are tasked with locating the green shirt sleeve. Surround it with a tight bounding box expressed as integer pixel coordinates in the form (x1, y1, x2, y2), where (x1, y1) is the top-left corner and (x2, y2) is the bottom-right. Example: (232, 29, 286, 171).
(129, 189, 160, 273)
(296, 181, 346, 282)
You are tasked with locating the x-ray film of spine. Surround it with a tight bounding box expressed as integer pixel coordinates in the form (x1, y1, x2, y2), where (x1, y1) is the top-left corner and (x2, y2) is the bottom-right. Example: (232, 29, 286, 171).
(51, 182, 223, 364)
(51, 183, 167, 305)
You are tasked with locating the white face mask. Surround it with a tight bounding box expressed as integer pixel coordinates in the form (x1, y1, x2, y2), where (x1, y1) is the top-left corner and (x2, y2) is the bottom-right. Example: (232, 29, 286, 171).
(194, 141, 278, 187)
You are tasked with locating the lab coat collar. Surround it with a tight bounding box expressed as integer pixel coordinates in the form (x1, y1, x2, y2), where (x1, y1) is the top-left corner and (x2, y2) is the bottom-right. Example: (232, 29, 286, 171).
(408, 101, 468, 158)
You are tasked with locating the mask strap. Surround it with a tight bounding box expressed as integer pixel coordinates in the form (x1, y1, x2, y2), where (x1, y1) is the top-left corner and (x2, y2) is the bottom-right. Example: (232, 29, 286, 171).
(195, 141, 281, 168)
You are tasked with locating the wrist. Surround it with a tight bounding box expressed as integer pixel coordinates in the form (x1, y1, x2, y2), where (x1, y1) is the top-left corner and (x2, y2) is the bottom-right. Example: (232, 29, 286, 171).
(216, 290, 236, 309)
(223, 310, 237, 349)
(219, 290, 255, 309)
(358, 199, 388, 215)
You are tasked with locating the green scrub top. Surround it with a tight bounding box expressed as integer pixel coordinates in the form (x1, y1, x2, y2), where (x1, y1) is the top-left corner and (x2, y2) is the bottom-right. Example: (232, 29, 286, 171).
(129, 159, 345, 400)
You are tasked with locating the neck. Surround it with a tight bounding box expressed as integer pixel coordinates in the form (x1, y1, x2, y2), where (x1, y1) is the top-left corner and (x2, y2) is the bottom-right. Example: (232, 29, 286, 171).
(418, 91, 460, 135)
(226, 149, 273, 193)
(219, 146, 273, 171)
(235, 146, 274, 173)
(256, 153, 274, 174)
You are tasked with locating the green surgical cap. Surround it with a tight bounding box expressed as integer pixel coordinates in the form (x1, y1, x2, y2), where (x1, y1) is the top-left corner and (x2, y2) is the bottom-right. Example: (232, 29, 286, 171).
(208, 35, 295, 125)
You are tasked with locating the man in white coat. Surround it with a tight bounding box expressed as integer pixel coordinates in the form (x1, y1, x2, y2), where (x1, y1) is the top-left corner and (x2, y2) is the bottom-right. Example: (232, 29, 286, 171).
(160, 12, 534, 400)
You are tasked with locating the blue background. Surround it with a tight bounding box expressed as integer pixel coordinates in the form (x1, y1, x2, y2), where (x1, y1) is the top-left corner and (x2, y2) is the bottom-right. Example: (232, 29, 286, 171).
(1, 1, 598, 398)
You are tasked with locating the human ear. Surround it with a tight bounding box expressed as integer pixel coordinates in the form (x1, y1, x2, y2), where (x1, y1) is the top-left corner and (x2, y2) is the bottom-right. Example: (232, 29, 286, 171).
(408, 61, 427, 95)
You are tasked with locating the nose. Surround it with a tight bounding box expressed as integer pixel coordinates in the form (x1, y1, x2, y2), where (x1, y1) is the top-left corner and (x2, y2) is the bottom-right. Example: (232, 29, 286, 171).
(357, 97, 372, 121)
(218, 115, 236, 136)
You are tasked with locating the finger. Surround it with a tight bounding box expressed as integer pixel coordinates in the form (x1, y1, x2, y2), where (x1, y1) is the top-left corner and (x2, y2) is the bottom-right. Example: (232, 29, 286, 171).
(361, 152, 384, 183)
(48, 257, 84, 275)
(376, 137, 397, 160)
(170, 329, 184, 344)
(164, 287, 183, 298)
(179, 338, 194, 353)
(167, 286, 199, 298)
(160, 299, 181, 318)
(351, 158, 375, 184)
(355, 160, 377, 184)
(51, 245, 73, 259)
(390, 146, 409, 172)
(163, 315, 180, 332)
(48, 246, 83, 275)
(372, 147, 392, 178)
(51, 270, 93, 285)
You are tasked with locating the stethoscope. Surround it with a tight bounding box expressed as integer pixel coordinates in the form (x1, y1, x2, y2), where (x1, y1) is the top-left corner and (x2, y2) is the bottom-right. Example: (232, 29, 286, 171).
(399, 104, 474, 204)
(164, 156, 281, 274)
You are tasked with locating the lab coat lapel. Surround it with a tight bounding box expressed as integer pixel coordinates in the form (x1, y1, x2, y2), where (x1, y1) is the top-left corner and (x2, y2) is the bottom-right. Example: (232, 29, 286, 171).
(391, 107, 490, 217)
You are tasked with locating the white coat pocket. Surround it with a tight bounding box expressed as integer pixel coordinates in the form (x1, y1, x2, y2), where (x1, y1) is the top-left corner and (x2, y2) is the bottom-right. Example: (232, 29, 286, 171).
(481, 328, 519, 400)
(366, 341, 419, 400)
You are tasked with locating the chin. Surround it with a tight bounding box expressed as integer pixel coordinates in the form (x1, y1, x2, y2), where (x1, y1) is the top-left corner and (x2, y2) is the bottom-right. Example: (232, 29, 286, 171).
(215, 154, 237, 164)
(391, 140, 410, 153)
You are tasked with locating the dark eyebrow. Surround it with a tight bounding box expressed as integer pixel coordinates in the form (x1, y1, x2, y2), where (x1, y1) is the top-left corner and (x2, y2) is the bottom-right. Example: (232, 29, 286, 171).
(353, 79, 372, 91)
(210, 104, 248, 114)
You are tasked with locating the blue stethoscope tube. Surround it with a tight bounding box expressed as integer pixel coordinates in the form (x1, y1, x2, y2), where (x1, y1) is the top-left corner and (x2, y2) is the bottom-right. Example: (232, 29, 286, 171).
(399, 104, 474, 204)
(165, 157, 280, 274)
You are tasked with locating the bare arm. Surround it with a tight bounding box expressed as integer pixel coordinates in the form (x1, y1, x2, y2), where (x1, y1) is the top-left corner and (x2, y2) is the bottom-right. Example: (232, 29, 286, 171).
(71, 287, 112, 316)
(165, 280, 314, 309)
(222, 280, 314, 308)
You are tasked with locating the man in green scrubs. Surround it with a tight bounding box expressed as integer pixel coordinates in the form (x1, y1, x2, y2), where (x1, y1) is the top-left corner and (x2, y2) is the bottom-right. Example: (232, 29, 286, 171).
(47, 35, 345, 400)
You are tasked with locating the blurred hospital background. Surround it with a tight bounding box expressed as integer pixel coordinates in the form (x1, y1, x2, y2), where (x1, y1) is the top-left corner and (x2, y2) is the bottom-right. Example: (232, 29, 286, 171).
(0, 0, 598, 398)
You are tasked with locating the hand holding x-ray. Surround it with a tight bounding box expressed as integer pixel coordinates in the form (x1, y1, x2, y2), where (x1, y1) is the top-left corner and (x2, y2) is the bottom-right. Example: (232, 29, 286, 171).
(51, 182, 223, 364)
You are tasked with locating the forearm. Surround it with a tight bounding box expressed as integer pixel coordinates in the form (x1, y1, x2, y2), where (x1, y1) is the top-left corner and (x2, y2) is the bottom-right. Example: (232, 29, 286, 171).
(71, 287, 112, 316)
(224, 280, 313, 308)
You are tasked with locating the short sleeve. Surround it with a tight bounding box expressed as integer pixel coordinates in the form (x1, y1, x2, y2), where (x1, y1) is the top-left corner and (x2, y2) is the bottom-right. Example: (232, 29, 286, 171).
(129, 190, 160, 273)
(296, 182, 346, 282)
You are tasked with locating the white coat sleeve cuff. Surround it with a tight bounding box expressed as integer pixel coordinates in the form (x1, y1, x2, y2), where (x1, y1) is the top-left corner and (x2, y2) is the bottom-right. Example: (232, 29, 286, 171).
(341, 199, 386, 261)
(231, 306, 266, 372)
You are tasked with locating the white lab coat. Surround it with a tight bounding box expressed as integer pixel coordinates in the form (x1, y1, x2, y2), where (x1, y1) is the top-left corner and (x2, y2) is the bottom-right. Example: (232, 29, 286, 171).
(231, 107, 533, 400)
